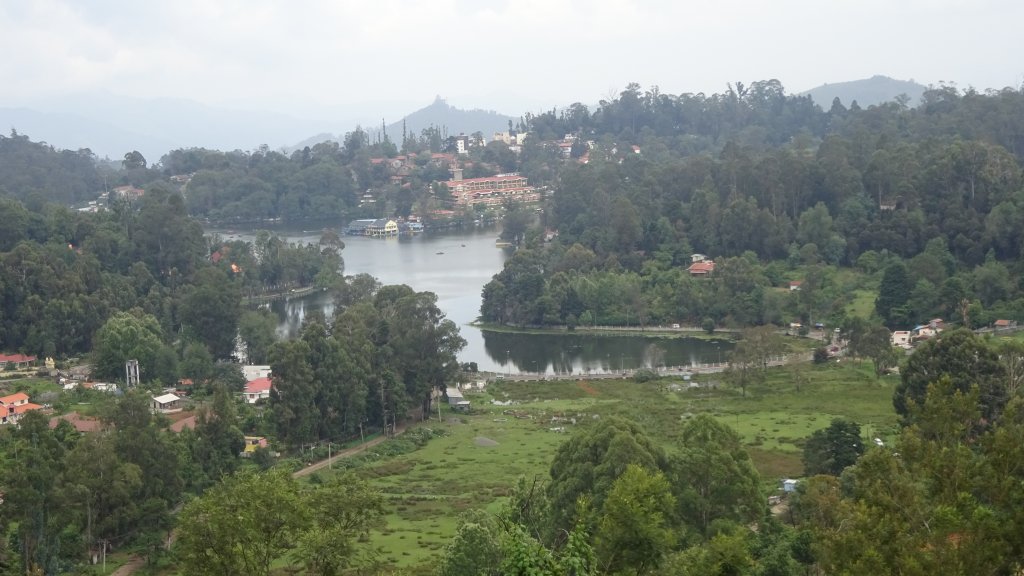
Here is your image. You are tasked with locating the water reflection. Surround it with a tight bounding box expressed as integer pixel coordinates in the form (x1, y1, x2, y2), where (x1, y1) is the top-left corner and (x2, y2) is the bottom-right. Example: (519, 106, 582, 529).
(482, 330, 733, 375)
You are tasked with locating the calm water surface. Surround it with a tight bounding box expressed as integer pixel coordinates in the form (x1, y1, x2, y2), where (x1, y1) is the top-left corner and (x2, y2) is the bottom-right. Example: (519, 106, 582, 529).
(210, 225, 731, 374)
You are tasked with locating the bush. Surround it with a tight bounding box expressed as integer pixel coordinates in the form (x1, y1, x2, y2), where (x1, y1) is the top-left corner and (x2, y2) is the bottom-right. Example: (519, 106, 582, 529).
(702, 317, 716, 334)
(633, 369, 660, 383)
(813, 347, 830, 364)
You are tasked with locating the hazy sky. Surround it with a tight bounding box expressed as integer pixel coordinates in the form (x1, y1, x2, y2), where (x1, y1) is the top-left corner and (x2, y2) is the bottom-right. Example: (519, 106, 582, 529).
(2, 0, 1022, 120)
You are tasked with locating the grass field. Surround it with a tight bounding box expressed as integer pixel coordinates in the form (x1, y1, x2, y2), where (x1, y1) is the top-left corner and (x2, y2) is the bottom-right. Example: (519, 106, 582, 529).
(314, 358, 899, 572)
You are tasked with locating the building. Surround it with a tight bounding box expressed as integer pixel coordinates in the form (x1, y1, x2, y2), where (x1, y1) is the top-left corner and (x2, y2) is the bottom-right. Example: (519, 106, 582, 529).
(111, 185, 144, 200)
(0, 353, 37, 370)
(446, 386, 470, 411)
(242, 365, 272, 381)
(241, 436, 269, 456)
(49, 412, 102, 433)
(687, 261, 715, 277)
(690, 254, 708, 264)
(244, 377, 273, 404)
(0, 392, 43, 426)
(443, 172, 539, 206)
(781, 478, 800, 493)
(891, 331, 912, 349)
(789, 280, 803, 291)
(994, 319, 1017, 330)
(366, 219, 399, 237)
(151, 393, 183, 414)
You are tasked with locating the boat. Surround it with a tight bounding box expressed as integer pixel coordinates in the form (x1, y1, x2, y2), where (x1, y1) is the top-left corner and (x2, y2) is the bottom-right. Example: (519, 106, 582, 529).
(436, 251, 445, 255)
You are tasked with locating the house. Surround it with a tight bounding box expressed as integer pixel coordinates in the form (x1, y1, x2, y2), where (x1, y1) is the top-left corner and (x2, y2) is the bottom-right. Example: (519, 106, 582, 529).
(994, 319, 1017, 330)
(690, 253, 707, 264)
(365, 219, 399, 237)
(241, 436, 269, 456)
(0, 353, 37, 370)
(446, 387, 470, 411)
(789, 280, 803, 291)
(242, 365, 272, 382)
(781, 478, 800, 493)
(344, 219, 377, 236)
(151, 393, 182, 414)
(49, 412, 102, 433)
(244, 377, 273, 404)
(111, 185, 144, 200)
(1, 392, 44, 425)
(892, 331, 912, 349)
(687, 261, 715, 277)
(913, 325, 938, 340)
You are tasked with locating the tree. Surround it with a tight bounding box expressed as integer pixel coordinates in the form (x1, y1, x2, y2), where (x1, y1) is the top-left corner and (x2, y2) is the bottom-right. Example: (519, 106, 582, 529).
(439, 510, 504, 576)
(875, 261, 911, 328)
(894, 329, 1006, 425)
(237, 309, 278, 364)
(596, 464, 676, 574)
(92, 310, 165, 383)
(802, 418, 864, 476)
(547, 417, 669, 535)
(122, 150, 147, 170)
(177, 469, 309, 576)
(180, 267, 242, 359)
(670, 415, 762, 536)
(293, 475, 386, 576)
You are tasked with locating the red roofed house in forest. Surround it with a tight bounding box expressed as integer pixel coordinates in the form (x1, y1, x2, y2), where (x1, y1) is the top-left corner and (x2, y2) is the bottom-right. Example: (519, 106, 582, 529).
(688, 260, 716, 277)
(244, 377, 273, 404)
(1, 392, 43, 426)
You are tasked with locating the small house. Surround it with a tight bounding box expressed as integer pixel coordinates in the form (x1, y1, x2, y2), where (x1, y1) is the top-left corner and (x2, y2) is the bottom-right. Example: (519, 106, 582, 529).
(690, 253, 707, 264)
(687, 261, 715, 277)
(0, 392, 43, 426)
(244, 377, 273, 404)
(781, 478, 800, 493)
(994, 319, 1017, 330)
(241, 436, 269, 456)
(49, 412, 102, 433)
(151, 393, 182, 414)
(789, 280, 803, 291)
(892, 331, 912, 349)
(446, 387, 470, 411)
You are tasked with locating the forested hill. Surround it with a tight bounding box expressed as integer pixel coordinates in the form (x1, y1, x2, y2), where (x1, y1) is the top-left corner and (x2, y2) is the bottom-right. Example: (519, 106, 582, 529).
(0, 130, 101, 205)
(482, 81, 1024, 331)
(799, 75, 928, 108)
(385, 97, 517, 139)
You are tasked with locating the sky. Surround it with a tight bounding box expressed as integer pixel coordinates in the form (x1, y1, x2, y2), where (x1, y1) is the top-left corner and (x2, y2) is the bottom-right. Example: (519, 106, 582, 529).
(1, 0, 1022, 121)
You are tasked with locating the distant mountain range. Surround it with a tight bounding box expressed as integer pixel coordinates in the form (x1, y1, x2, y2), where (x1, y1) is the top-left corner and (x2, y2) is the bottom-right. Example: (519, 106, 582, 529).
(289, 97, 519, 151)
(799, 75, 928, 108)
(0, 92, 359, 162)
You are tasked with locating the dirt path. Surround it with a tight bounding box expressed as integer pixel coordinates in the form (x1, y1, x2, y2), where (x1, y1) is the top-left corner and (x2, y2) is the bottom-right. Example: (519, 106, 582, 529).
(110, 557, 145, 576)
(293, 423, 408, 478)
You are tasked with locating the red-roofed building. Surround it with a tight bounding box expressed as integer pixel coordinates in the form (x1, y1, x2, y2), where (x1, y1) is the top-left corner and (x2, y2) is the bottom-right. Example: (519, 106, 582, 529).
(49, 412, 103, 433)
(789, 280, 803, 291)
(244, 377, 273, 404)
(1, 392, 43, 426)
(688, 261, 716, 277)
(0, 353, 37, 370)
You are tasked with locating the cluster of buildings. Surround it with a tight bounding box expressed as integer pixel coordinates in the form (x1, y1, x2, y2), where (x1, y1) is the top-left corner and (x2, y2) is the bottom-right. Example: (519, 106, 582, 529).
(442, 168, 539, 206)
(891, 319, 945, 349)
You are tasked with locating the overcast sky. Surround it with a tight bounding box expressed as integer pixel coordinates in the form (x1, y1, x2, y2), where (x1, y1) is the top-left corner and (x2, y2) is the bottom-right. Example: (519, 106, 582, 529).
(2, 0, 1022, 121)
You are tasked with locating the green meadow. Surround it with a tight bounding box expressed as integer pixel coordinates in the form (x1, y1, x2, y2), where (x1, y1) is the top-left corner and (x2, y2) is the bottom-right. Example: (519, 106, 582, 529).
(311, 359, 899, 572)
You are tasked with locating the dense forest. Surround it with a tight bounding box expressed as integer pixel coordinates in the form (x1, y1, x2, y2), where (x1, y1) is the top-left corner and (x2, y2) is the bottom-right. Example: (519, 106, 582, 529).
(482, 81, 1024, 331)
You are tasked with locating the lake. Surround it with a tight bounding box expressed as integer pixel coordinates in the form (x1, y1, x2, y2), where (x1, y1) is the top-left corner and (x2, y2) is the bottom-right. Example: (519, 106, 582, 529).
(209, 224, 732, 374)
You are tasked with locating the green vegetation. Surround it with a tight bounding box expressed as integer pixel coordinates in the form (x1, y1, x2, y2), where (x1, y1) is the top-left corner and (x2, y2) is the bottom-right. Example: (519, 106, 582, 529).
(298, 359, 897, 572)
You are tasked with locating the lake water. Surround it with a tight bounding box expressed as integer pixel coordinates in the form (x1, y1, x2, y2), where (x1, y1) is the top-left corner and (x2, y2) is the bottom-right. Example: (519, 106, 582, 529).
(209, 224, 731, 374)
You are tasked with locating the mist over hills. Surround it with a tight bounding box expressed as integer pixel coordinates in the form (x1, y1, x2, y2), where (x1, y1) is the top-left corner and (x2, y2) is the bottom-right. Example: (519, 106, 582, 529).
(799, 75, 928, 108)
(0, 76, 945, 163)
